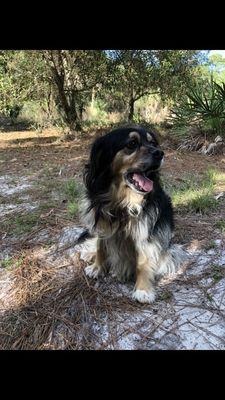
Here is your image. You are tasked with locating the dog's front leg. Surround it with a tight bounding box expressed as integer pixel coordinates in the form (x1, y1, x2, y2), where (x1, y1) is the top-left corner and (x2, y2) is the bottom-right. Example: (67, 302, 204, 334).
(85, 237, 106, 279)
(132, 250, 156, 304)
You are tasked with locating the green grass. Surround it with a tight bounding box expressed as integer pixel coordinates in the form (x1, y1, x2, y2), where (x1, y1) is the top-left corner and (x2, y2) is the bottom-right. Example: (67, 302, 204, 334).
(215, 219, 225, 232)
(204, 241, 217, 251)
(0, 193, 32, 205)
(13, 201, 58, 234)
(1, 213, 39, 236)
(211, 265, 224, 282)
(1, 177, 81, 237)
(67, 201, 79, 218)
(63, 178, 80, 219)
(38, 201, 57, 212)
(1, 213, 39, 237)
(187, 193, 217, 214)
(36, 176, 80, 219)
(1, 257, 13, 269)
(63, 178, 79, 201)
(206, 293, 213, 302)
(1, 255, 24, 269)
(13, 213, 40, 235)
(170, 168, 223, 214)
(158, 290, 173, 301)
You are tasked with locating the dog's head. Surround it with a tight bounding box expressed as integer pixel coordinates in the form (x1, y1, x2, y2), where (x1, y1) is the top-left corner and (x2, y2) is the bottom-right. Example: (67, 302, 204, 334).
(84, 126, 164, 199)
(111, 127, 164, 196)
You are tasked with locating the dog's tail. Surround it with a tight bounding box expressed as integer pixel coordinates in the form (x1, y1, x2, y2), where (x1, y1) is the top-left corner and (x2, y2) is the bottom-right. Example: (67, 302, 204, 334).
(76, 228, 94, 245)
(157, 244, 189, 276)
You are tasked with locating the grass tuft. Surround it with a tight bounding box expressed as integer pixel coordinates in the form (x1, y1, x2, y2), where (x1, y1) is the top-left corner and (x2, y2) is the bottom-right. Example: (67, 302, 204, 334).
(67, 201, 79, 218)
(215, 219, 225, 232)
(63, 178, 80, 219)
(170, 168, 224, 214)
(1, 255, 25, 270)
(13, 213, 40, 235)
(211, 265, 224, 282)
(204, 241, 216, 251)
(63, 179, 79, 201)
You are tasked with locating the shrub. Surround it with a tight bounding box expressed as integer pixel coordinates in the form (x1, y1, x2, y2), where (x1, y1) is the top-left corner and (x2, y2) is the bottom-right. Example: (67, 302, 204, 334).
(20, 100, 58, 131)
(135, 95, 169, 125)
(85, 99, 108, 123)
(170, 78, 225, 136)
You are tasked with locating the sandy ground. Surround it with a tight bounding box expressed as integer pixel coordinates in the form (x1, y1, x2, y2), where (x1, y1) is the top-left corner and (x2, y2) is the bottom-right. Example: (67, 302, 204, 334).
(0, 129, 225, 350)
(1, 223, 225, 350)
(52, 227, 225, 350)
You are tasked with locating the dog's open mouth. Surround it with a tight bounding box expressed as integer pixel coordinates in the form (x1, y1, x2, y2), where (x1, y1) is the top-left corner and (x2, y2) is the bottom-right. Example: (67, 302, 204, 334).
(125, 171, 153, 194)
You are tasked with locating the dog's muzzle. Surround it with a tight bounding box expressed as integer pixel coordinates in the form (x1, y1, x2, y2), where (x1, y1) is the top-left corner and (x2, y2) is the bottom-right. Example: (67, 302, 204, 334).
(124, 152, 164, 194)
(124, 170, 153, 194)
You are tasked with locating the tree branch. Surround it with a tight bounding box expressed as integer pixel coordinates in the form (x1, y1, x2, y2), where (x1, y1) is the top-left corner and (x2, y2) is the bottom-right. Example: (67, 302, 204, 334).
(134, 91, 160, 101)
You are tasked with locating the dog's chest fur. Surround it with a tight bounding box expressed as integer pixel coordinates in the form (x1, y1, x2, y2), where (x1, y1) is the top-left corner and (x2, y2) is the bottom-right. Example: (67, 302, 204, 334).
(104, 230, 136, 282)
(83, 195, 159, 282)
(104, 210, 158, 281)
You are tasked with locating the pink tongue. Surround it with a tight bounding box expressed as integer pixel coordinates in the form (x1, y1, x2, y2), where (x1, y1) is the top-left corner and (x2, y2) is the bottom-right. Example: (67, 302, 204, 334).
(133, 173, 153, 192)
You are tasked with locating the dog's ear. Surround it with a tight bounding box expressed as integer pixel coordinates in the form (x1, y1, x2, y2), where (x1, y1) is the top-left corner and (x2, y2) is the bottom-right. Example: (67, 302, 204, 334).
(151, 130, 161, 146)
(84, 135, 113, 195)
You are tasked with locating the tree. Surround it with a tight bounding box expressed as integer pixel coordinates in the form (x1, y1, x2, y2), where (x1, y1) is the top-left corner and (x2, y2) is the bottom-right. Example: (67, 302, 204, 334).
(109, 50, 202, 121)
(0, 51, 24, 120)
(199, 52, 225, 84)
(0, 50, 204, 130)
(0, 50, 52, 122)
(107, 50, 157, 120)
(41, 50, 109, 132)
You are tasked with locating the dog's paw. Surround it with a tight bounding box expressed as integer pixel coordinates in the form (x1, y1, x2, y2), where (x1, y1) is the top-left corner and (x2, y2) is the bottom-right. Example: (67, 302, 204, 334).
(85, 264, 100, 279)
(132, 289, 156, 304)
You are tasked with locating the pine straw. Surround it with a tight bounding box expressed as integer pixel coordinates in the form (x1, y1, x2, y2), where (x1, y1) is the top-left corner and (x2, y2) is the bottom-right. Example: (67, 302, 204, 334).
(177, 135, 207, 152)
(177, 134, 225, 155)
(0, 252, 140, 350)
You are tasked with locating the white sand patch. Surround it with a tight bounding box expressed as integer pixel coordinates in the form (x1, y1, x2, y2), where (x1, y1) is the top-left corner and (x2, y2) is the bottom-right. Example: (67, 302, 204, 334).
(0, 174, 39, 217)
(0, 269, 16, 311)
(0, 204, 18, 215)
(0, 175, 32, 196)
(0, 202, 38, 217)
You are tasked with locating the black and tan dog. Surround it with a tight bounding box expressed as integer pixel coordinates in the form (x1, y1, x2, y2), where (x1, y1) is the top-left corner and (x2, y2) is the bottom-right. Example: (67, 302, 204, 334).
(81, 125, 187, 304)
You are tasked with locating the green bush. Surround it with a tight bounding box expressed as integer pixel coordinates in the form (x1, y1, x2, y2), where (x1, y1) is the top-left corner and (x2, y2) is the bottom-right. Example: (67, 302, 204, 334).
(85, 99, 108, 123)
(20, 100, 58, 131)
(135, 94, 169, 125)
(170, 78, 225, 136)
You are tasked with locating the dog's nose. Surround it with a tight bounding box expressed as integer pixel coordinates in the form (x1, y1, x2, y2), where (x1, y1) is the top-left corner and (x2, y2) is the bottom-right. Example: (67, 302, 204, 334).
(153, 149, 164, 160)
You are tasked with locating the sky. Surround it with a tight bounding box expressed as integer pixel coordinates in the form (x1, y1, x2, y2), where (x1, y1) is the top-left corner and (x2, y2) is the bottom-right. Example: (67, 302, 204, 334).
(209, 50, 225, 57)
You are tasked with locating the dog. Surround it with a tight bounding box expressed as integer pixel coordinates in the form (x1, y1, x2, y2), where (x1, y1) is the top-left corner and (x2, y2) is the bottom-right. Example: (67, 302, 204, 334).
(80, 125, 187, 304)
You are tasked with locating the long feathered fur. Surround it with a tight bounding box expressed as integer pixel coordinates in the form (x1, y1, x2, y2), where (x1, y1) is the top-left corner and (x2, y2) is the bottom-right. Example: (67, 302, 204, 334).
(80, 125, 188, 303)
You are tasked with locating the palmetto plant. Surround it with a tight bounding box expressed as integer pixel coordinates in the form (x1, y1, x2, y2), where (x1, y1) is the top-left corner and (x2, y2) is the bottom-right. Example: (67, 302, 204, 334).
(171, 78, 225, 135)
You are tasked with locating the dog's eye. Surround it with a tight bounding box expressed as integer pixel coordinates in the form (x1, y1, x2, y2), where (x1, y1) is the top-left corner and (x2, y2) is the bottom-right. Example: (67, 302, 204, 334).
(126, 140, 138, 150)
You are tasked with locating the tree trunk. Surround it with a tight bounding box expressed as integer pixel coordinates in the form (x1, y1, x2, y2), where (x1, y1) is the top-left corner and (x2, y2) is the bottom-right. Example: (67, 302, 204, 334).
(78, 103, 84, 120)
(46, 88, 52, 118)
(91, 87, 95, 110)
(57, 87, 82, 133)
(128, 97, 135, 121)
(51, 68, 82, 133)
(42, 51, 83, 135)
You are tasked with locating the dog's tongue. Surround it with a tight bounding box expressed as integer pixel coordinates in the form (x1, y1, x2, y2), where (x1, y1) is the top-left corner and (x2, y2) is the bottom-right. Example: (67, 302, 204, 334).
(133, 173, 153, 192)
